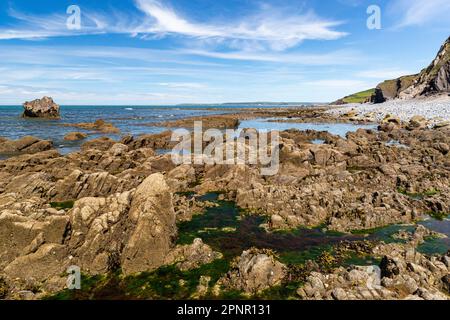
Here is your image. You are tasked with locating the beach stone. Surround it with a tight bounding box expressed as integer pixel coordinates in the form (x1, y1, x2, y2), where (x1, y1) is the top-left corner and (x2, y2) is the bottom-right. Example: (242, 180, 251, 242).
(22, 97, 60, 119)
(407, 116, 427, 130)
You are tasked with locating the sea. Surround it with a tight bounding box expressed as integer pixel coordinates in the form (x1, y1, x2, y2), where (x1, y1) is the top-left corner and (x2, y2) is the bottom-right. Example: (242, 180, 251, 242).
(0, 104, 376, 155)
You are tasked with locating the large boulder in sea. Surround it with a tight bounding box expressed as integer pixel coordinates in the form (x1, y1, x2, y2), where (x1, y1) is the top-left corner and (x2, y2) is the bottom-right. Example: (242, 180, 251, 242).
(22, 97, 60, 119)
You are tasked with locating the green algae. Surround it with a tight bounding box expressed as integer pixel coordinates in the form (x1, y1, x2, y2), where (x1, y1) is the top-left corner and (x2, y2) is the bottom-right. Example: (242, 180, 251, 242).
(50, 200, 75, 210)
(46, 192, 450, 300)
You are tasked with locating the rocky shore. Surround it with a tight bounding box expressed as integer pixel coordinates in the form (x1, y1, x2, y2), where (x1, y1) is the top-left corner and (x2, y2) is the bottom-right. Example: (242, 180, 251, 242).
(0, 106, 449, 300)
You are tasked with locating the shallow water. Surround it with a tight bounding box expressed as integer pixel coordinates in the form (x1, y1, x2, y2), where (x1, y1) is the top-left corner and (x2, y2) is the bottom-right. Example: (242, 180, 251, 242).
(2, 105, 379, 156)
(0, 105, 234, 154)
(238, 118, 377, 137)
(177, 194, 449, 266)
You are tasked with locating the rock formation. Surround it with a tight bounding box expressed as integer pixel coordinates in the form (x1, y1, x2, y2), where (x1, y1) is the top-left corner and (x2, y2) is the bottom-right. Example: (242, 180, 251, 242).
(298, 229, 450, 300)
(22, 97, 60, 119)
(218, 249, 286, 294)
(164, 238, 223, 271)
(64, 119, 120, 134)
(64, 132, 88, 141)
(0, 136, 53, 155)
(337, 36, 450, 104)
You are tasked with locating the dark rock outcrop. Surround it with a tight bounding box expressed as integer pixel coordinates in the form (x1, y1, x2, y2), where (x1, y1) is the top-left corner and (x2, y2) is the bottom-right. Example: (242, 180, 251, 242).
(22, 97, 60, 119)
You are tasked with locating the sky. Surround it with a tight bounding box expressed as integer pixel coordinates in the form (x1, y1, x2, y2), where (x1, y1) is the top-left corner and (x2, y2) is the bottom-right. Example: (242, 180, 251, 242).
(0, 0, 449, 105)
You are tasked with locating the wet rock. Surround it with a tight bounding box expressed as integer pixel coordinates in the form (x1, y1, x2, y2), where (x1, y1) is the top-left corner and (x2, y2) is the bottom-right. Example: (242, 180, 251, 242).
(0, 136, 53, 155)
(64, 119, 120, 134)
(22, 97, 60, 119)
(64, 132, 88, 141)
(164, 238, 222, 271)
(219, 249, 286, 294)
(80, 137, 117, 151)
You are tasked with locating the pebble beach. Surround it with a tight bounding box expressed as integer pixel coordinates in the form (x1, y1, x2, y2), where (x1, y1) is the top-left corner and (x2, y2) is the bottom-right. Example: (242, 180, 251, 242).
(328, 95, 450, 125)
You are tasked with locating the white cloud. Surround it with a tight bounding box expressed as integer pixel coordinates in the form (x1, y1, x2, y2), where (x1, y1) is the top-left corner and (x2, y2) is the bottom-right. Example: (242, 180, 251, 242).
(134, 0, 347, 50)
(390, 0, 450, 27)
(304, 79, 371, 88)
(0, 8, 106, 40)
(356, 69, 413, 79)
(182, 49, 362, 65)
(0, 1, 347, 51)
(157, 82, 207, 89)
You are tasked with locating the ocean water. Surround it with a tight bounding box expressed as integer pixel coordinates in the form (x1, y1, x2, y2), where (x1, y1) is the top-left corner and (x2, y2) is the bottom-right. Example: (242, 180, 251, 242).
(1, 104, 376, 155)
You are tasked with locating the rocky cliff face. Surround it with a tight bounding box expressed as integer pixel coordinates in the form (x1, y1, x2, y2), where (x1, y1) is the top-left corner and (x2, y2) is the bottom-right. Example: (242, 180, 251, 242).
(338, 36, 450, 104)
(399, 36, 450, 99)
(22, 97, 60, 119)
(371, 36, 450, 103)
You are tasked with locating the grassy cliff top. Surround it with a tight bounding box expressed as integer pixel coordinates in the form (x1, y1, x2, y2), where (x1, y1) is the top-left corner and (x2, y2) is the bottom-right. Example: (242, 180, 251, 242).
(340, 88, 375, 104)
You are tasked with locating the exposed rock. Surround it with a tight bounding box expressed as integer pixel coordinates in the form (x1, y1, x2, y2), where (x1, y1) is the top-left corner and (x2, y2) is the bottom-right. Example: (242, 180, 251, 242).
(80, 137, 117, 151)
(340, 36, 450, 103)
(49, 169, 131, 201)
(67, 173, 176, 275)
(0, 136, 53, 155)
(150, 114, 240, 129)
(22, 97, 60, 119)
(121, 173, 176, 274)
(64, 119, 120, 134)
(219, 249, 286, 294)
(164, 238, 222, 271)
(193, 276, 211, 298)
(400, 36, 450, 98)
(298, 242, 449, 300)
(64, 132, 88, 141)
(407, 116, 428, 130)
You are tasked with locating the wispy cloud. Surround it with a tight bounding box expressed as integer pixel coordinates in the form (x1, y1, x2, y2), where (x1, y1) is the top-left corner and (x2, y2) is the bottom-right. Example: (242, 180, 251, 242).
(0, 8, 106, 40)
(390, 0, 450, 27)
(181, 49, 362, 65)
(134, 0, 347, 50)
(0, 0, 347, 51)
(157, 82, 207, 89)
(355, 69, 414, 79)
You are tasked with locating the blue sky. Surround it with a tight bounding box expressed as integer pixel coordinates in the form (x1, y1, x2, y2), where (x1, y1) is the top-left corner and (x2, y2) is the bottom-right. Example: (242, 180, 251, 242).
(0, 0, 449, 105)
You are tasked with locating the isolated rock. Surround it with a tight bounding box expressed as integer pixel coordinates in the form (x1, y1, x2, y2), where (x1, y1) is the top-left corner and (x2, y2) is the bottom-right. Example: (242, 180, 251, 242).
(22, 97, 60, 119)
(64, 132, 88, 141)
